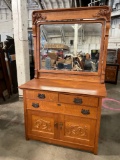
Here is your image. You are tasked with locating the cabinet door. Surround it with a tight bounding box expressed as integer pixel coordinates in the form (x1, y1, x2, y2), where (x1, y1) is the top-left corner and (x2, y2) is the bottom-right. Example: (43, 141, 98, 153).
(27, 110, 58, 139)
(59, 115, 96, 146)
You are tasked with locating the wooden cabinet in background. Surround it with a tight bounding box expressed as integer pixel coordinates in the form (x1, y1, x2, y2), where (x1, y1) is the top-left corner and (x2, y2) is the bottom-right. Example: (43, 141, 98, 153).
(105, 63, 119, 84)
(117, 49, 120, 70)
(0, 49, 12, 100)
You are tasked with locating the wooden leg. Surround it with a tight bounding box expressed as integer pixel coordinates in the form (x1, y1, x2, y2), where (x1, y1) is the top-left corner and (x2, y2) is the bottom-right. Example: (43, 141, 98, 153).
(26, 135, 29, 140)
(93, 147, 98, 155)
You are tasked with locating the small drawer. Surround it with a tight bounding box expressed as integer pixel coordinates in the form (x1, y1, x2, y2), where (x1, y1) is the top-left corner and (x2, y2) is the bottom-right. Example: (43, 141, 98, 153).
(26, 99, 64, 113)
(59, 93, 98, 107)
(63, 103, 97, 119)
(26, 90, 58, 102)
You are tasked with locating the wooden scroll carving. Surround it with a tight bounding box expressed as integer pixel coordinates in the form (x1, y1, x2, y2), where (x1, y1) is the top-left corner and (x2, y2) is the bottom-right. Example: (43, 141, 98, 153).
(32, 12, 46, 25)
(93, 9, 111, 21)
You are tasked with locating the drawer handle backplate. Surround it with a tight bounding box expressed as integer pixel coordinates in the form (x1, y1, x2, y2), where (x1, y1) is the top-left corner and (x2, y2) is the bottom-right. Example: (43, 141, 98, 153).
(81, 109, 90, 115)
(73, 98, 82, 104)
(54, 122, 58, 128)
(38, 94, 45, 99)
(59, 122, 63, 129)
(32, 103, 39, 108)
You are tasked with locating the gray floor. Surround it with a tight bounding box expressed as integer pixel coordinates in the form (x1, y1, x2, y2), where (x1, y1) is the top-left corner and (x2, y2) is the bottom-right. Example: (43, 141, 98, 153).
(0, 74, 120, 160)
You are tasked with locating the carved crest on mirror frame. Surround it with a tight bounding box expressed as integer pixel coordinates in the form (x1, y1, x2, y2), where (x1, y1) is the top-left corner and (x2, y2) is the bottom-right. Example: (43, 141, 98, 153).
(32, 12, 46, 25)
(93, 9, 111, 20)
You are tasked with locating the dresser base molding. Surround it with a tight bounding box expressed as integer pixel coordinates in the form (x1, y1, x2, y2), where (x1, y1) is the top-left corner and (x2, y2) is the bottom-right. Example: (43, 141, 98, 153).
(27, 134, 97, 154)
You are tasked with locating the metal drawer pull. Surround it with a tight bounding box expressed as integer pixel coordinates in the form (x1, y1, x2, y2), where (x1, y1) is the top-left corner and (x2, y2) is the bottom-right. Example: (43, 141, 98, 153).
(81, 109, 90, 115)
(38, 94, 45, 99)
(73, 98, 82, 104)
(32, 103, 39, 108)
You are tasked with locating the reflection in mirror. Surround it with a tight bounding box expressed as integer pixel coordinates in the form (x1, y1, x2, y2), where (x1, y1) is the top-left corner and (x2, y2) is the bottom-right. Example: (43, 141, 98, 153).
(40, 23, 102, 72)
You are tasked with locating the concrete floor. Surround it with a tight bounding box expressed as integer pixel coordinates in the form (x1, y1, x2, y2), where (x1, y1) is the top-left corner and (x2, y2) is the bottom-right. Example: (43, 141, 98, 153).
(0, 74, 120, 160)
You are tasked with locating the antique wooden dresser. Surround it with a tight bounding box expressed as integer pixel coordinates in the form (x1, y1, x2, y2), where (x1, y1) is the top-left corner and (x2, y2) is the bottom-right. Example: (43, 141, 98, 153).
(19, 7, 111, 154)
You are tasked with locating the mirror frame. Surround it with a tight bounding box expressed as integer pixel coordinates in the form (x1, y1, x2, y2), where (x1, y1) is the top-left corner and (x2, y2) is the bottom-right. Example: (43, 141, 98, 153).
(32, 6, 111, 83)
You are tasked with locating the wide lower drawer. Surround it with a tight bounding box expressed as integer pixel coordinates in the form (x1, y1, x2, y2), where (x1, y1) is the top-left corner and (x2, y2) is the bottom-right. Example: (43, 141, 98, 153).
(26, 100, 97, 119)
(59, 93, 98, 107)
(25, 90, 58, 102)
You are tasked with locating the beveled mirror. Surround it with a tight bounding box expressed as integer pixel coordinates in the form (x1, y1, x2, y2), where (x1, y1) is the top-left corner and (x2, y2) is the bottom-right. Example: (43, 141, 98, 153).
(40, 23, 102, 72)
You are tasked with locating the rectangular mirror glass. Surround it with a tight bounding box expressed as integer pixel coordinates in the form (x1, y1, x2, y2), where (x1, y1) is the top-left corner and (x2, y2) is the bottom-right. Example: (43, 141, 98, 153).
(40, 23, 102, 72)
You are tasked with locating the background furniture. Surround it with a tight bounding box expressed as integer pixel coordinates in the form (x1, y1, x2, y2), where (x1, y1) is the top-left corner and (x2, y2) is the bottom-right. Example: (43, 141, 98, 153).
(19, 6, 111, 154)
(106, 49, 117, 64)
(105, 63, 119, 84)
(0, 49, 11, 100)
(0, 42, 3, 48)
(3, 37, 18, 93)
(105, 49, 119, 84)
(117, 48, 120, 70)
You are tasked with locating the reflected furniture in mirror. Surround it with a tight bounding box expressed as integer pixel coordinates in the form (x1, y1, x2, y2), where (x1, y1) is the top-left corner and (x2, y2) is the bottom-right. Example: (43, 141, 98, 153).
(19, 7, 111, 154)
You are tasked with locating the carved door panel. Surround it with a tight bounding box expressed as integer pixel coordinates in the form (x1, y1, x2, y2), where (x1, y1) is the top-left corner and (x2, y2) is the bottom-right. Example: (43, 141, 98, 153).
(59, 115, 96, 146)
(27, 110, 59, 139)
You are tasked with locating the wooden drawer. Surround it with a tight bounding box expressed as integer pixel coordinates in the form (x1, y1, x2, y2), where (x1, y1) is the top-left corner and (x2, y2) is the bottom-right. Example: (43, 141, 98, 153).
(26, 99, 64, 113)
(62, 103, 97, 119)
(26, 100, 97, 119)
(26, 90, 58, 102)
(59, 93, 98, 107)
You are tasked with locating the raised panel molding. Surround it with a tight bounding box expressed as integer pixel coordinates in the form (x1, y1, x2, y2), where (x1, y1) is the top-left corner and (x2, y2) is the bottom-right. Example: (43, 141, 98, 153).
(65, 122, 89, 138)
(32, 116, 53, 132)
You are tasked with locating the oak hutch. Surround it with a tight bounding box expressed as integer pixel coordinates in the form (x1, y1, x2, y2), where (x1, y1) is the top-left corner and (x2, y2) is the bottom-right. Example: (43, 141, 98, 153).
(19, 6, 111, 154)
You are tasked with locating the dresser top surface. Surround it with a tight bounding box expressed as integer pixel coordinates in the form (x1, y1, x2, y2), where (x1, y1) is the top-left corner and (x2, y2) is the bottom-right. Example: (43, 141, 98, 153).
(19, 78, 107, 97)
